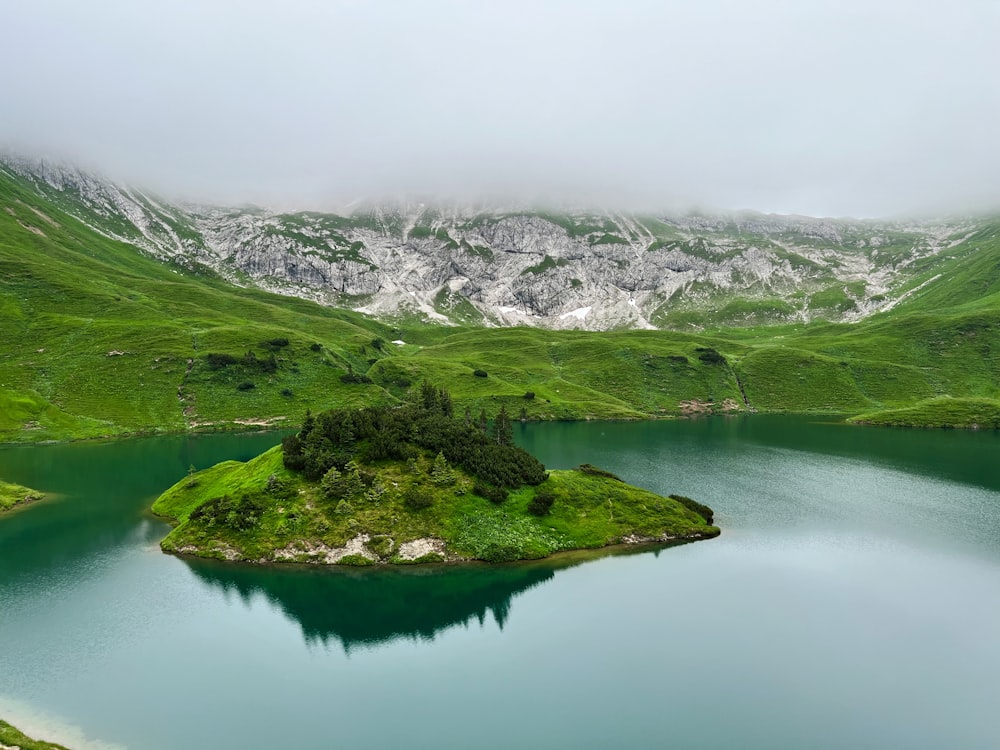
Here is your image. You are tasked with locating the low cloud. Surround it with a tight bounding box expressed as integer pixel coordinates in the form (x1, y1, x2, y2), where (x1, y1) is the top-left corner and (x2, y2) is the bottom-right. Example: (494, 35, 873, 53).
(3, 0, 998, 217)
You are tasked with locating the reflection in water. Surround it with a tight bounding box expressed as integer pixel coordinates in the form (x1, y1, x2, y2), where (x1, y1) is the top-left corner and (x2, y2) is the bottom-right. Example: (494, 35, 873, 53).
(184, 546, 673, 651)
(186, 559, 554, 650)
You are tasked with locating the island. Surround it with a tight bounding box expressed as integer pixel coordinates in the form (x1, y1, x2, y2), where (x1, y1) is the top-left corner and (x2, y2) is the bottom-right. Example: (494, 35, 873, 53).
(153, 384, 719, 565)
(0, 480, 44, 514)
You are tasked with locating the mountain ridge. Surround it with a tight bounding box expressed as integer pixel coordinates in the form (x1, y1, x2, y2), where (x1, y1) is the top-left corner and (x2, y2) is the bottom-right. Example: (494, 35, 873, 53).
(2, 152, 983, 332)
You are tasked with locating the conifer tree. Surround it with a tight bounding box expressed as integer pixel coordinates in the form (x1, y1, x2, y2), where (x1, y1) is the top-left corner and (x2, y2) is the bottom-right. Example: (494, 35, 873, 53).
(494, 404, 513, 446)
(432, 451, 455, 486)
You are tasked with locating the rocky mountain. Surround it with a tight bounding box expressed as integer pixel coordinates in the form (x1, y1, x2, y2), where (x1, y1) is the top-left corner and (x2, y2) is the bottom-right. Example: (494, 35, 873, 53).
(1, 153, 981, 331)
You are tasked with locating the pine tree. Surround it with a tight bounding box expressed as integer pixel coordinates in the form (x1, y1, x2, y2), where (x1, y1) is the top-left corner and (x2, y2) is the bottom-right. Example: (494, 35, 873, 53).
(431, 451, 455, 486)
(494, 404, 513, 446)
(339, 460, 365, 499)
(320, 466, 343, 499)
(439, 388, 454, 417)
(420, 380, 439, 411)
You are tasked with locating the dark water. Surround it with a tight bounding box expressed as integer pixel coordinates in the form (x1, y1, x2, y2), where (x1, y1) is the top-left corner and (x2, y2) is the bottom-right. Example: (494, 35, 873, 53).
(1, 418, 999, 749)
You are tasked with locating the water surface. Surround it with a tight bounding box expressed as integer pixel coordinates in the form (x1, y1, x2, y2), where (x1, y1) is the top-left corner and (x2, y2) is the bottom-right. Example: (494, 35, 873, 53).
(1, 418, 999, 749)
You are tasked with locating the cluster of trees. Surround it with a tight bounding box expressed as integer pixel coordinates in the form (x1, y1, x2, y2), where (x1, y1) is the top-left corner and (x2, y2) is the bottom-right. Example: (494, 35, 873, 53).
(282, 383, 547, 490)
(190, 492, 266, 530)
(189, 473, 294, 531)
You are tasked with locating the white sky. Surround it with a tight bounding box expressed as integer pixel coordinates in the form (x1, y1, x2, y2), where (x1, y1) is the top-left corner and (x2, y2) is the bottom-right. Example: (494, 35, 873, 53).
(2, 0, 998, 217)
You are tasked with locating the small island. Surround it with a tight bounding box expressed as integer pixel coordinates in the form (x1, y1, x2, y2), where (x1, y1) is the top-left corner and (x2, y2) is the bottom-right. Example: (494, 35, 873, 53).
(153, 384, 719, 565)
(0, 480, 45, 514)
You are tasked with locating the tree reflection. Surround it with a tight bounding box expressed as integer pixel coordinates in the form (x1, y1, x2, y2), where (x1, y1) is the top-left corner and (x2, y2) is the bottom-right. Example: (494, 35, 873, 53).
(183, 546, 668, 651)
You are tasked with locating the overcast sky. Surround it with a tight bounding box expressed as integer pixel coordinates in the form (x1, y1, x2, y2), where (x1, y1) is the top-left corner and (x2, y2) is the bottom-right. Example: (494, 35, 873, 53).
(2, 0, 998, 217)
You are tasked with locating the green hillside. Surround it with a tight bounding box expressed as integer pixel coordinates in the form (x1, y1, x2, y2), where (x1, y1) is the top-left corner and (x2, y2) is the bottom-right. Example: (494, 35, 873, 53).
(2, 164, 999, 440)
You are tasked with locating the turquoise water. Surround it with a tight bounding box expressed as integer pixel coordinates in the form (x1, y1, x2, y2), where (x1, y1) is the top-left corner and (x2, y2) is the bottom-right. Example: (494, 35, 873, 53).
(1, 418, 999, 749)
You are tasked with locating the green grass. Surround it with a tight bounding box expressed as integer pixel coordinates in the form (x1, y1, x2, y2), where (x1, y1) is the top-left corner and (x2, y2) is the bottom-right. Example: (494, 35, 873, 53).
(849, 397, 1000, 428)
(0, 719, 70, 750)
(0, 479, 45, 513)
(3, 166, 1000, 437)
(153, 446, 718, 565)
(521, 254, 568, 275)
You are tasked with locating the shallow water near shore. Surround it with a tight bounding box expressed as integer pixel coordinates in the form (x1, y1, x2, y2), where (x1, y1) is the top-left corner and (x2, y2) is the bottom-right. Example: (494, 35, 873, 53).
(2, 417, 999, 749)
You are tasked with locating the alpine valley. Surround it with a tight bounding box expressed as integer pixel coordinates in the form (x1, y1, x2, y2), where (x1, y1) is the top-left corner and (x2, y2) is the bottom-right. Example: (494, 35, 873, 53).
(2, 152, 999, 443)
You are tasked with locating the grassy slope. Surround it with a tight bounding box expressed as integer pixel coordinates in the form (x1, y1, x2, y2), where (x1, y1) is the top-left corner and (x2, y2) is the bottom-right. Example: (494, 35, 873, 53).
(153, 446, 718, 564)
(0, 720, 70, 750)
(849, 397, 1000, 428)
(3, 165, 999, 438)
(1, 169, 405, 441)
(0, 479, 44, 513)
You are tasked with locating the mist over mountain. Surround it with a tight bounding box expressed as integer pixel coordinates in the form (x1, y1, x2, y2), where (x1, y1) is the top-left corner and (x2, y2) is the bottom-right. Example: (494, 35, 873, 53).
(2, 1, 998, 218)
(2, 152, 986, 332)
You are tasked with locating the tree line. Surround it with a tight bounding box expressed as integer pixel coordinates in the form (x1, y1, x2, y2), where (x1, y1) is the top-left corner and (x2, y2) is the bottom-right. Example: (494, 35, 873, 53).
(282, 382, 547, 489)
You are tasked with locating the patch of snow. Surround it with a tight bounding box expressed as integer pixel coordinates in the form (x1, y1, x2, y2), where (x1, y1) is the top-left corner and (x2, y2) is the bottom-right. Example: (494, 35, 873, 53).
(560, 306, 592, 321)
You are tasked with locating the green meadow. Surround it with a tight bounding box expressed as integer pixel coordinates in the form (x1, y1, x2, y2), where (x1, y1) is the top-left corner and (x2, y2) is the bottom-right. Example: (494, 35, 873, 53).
(2, 165, 999, 443)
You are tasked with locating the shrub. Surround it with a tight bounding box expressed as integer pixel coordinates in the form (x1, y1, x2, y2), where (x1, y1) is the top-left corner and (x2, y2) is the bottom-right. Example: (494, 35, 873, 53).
(412, 552, 444, 564)
(280, 388, 293, 398)
(403, 486, 433, 510)
(190, 492, 266, 531)
(309, 342, 322, 352)
(365, 535, 394, 558)
(236, 381, 255, 391)
(338, 554, 374, 567)
(265, 473, 294, 499)
(696, 347, 727, 365)
(473, 369, 488, 378)
(527, 489, 555, 516)
(473, 481, 508, 505)
(523, 391, 536, 400)
(206, 352, 238, 369)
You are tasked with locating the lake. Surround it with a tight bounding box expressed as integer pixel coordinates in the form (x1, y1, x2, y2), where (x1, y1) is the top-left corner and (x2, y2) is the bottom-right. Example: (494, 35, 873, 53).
(1, 417, 999, 749)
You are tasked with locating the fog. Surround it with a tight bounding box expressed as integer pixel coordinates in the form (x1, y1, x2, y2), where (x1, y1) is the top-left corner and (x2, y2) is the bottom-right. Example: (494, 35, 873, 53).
(2, 0, 998, 217)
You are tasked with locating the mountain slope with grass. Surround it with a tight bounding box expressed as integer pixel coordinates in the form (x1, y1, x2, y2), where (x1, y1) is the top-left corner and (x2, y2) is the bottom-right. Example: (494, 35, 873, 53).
(153, 395, 719, 564)
(2, 155, 999, 440)
(4, 153, 984, 331)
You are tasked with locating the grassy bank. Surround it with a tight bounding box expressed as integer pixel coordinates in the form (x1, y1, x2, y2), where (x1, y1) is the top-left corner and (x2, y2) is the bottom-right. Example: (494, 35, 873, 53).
(0, 479, 44, 513)
(849, 397, 1000, 428)
(0, 719, 70, 750)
